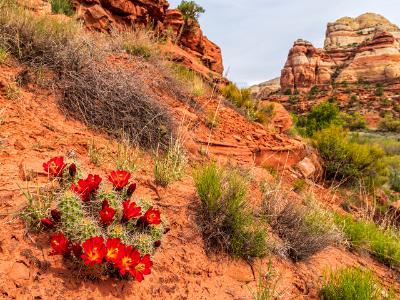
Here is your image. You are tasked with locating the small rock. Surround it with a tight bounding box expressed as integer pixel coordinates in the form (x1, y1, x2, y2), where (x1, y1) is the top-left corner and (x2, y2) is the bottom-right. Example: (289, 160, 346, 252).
(8, 262, 30, 282)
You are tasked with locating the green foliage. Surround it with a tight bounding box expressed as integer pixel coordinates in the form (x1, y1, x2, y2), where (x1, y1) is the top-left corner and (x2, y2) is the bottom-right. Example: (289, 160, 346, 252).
(49, 0, 73, 16)
(194, 163, 268, 259)
(341, 112, 367, 130)
(320, 267, 394, 300)
(222, 82, 269, 125)
(0, 47, 8, 63)
(288, 95, 299, 105)
(154, 138, 187, 187)
(308, 85, 318, 98)
(172, 63, 205, 97)
(389, 168, 400, 192)
(177, 0, 205, 22)
(378, 115, 400, 133)
(205, 109, 219, 129)
(375, 83, 384, 96)
(312, 126, 387, 187)
(251, 263, 281, 300)
(292, 178, 306, 193)
(300, 101, 343, 136)
(334, 213, 400, 269)
(284, 89, 292, 95)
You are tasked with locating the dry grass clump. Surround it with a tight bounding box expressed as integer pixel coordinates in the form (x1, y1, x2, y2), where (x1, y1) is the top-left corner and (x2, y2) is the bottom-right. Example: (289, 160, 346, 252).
(0, 1, 174, 149)
(262, 182, 342, 260)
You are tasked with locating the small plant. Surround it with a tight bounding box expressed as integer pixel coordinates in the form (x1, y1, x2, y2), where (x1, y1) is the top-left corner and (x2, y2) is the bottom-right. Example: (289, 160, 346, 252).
(87, 139, 102, 167)
(341, 112, 366, 130)
(20, 156, 167, 281)
(251, 263, 281, 300)
(205, 109, 219, 129)
(49, 0, 73, 16)
(114, 137, 140, 173)
(375, 83, 384, 97)
(154, 138, 187, 187)
(320, 267, 394, 300)
(177, 0, 205, 23)
(0, 47, 8, 63)
(172, 63, 205, 97)
(292, 178, 306, 193)
(121, 29, 159, 60)
(378, 115, 400, 133)
(4, 83, 20, 100)
(194, 163, 268, 259)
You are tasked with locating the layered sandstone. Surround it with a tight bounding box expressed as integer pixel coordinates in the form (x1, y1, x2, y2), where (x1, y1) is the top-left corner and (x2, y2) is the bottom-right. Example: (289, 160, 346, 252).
(278, 13, 400, 94)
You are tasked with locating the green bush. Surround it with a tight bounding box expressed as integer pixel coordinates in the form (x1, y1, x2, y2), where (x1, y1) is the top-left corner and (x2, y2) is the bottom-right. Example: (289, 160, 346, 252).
(341, 112, 367, 130)
(378, 115, 400, 133)
(49, 0, 73, 16)
(301, 101, 343, 136)
(375, 84, 384, 97)
(320, 267, 394, 300)
(312, 126, 387, 187)
(177, 0, 205, 22)
(171, 63, 205, 97)
(194, 163, 268, 259)
(334, 213, 400, 269)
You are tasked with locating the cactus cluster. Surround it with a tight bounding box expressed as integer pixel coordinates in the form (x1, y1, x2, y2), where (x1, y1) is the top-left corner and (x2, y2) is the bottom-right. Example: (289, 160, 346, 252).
(21, 156, 167, 280)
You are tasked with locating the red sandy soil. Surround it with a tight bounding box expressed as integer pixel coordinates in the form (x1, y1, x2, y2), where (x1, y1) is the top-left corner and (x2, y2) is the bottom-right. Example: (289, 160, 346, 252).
(0, 62, 399, 300)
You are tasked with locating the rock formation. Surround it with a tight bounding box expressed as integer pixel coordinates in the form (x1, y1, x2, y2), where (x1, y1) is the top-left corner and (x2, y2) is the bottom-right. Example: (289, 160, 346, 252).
(72, 0, 224, 76)
(278, 13, 400, 93)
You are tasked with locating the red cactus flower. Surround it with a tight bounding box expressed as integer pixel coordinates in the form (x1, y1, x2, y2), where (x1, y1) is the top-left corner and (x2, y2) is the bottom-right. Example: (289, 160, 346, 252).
(70, 174, 102, 202)
(122, 200, 141, 221)
(99, 200, 116, 226)
(51, 209, 61, 222)
(71, 179, 92, 202)
(43, 157, 67, 177)
(72, 243, 83, 259)
(41, 218, 54, 229)
(50, 233, 69, 256)
(69, 163, 77, 177)
(126, 183, 137, 197)
(115, 245, 140, 276)
(81, 236, 106, 266)
(108, 170, 131, 190)
(105, 238, 123, 263)
(142, 207, 161, 225)
(130, 254, 153, 282)
(86, 174, 102, 191)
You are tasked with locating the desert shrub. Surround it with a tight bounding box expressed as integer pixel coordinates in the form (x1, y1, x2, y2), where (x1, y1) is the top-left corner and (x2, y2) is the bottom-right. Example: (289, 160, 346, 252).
(301, 101, 343, 136)
(251, 263, 281, 300)
(308, 85, 318, 98)
(154, 138, 187, 187)
(177, 0, 205, 22)
(378, 115, 400, 133)
(284, 89, 292, 95)
(0, 2, 174, 149)
(312, 126, 387, 187)
(389, 168, 400, 192)
(222, 82, 268, 124)
(341, 112, 366, 130)
(194, 163, 268, 259)
(118, 29, 160, 60)
(375, 83, 384, 96)
(334, 213, 400, 270)
(4, 82, 20, 100)
(350, 133, 400, 156)
(292, 178, 306, 193)
(263, 189, 341, 261)
(49, 0, 73, 16)
(171, 63, 205, 97)
(0, 46, 7, 63)
(205, 109, 219, 129)
(20, 156, 167, 280)
(288, 95, 299, 105)
(320, 267, 394, 300)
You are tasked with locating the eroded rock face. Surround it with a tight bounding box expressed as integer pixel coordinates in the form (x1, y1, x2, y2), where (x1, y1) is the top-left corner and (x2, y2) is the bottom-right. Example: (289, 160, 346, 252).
(72, 1, 223, 75)
(73, 0, 169, 32)
(280, 13, 400, 93)
(164, 9, 223, 74)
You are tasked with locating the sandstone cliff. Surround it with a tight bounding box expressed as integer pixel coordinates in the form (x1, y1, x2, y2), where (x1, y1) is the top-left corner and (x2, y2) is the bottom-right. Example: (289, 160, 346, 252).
(264, 13, 400, 94)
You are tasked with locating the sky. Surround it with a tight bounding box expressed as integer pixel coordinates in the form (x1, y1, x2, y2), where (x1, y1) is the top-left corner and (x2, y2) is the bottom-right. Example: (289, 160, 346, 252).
(168, 0, 400, 87)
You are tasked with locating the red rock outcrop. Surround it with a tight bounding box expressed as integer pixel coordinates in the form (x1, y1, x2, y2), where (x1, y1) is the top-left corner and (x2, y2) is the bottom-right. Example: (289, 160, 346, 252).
(164, 9, 223, 74)
(73, 0, 169, 32)
(72, 1, 224, 76)
(278, 13, 400, 94)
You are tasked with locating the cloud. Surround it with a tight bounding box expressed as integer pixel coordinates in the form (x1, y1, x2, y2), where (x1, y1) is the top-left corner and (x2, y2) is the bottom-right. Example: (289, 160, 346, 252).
(169, 0, 400, 86)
